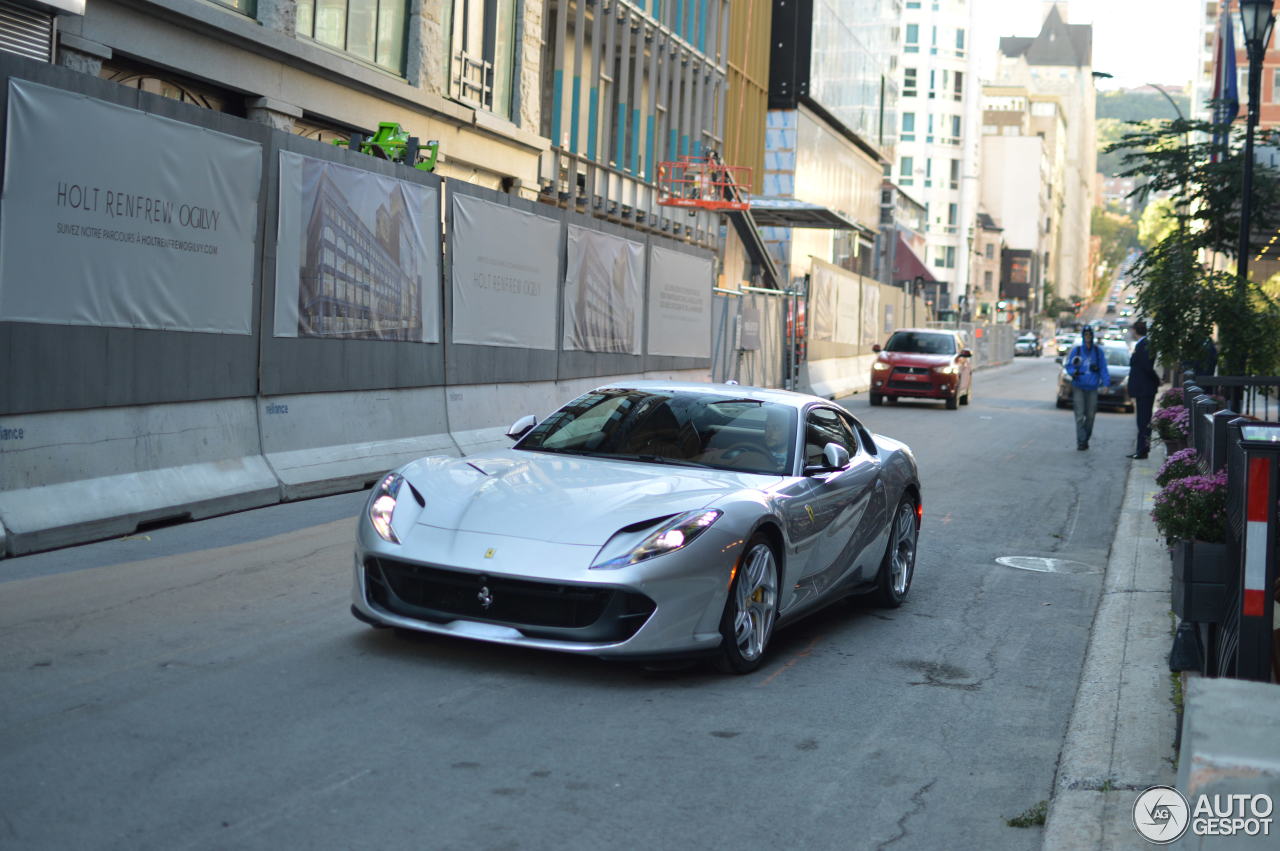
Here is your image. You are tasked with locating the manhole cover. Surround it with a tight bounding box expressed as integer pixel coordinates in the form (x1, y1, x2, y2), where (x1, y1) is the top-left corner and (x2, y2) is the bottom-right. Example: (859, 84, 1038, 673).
(995, 556, 1100, 575)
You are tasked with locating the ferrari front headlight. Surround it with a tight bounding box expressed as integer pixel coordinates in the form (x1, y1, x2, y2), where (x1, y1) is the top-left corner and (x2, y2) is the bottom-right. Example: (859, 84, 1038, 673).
(368, 472, 405, 544)
(591, 509, 722, 569)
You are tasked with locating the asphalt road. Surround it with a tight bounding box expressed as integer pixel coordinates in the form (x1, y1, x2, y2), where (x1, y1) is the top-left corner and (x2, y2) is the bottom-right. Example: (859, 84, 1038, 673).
(0, 356, 1135, 850)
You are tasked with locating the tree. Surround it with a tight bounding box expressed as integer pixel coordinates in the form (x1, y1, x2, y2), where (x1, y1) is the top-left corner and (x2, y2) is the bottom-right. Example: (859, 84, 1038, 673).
(1136, 198, 1176, 248)
(1105, 116, 1280, 375)
(1091, 208, 1139, 300)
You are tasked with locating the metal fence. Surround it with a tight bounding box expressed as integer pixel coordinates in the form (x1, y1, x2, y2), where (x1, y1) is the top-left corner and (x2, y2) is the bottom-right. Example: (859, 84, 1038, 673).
(710, 286, 802, 389)
(1173, 373, 1280, 682)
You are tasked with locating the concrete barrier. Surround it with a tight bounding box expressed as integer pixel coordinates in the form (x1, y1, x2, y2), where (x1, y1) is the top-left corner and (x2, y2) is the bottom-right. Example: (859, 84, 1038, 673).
(803, 355, 877, 400)
(257, 387, 460, 500)
(0, 399, 280, 556)
(1174, 676, 1280, 849)
(0, 369, 718, 558)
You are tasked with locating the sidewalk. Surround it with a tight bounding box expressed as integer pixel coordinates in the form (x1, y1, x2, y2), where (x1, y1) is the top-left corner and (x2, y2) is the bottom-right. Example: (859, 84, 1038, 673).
(1042, 454, 1179, 849)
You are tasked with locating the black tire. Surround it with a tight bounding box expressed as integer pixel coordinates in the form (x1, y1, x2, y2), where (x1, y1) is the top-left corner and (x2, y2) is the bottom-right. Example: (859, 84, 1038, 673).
(873, 499, 919, 608)
(1055, 397, 1070, 409)
(870, 393, 883, 407)
(960, 384, 972, 405)
(715, 533, 780, 674)
(945, 394, 959, 410)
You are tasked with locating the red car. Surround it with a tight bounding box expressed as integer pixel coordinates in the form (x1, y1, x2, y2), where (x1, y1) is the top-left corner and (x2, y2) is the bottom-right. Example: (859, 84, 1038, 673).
(868, 328, 974, 410)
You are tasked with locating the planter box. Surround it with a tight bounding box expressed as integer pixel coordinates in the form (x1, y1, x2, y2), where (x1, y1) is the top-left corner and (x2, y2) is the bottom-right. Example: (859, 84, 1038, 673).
(1171, 539, 1230, 623)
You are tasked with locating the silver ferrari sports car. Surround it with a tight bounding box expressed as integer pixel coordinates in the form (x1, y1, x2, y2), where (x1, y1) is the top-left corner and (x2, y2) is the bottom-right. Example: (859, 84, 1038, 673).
(351, 381, 922, 673)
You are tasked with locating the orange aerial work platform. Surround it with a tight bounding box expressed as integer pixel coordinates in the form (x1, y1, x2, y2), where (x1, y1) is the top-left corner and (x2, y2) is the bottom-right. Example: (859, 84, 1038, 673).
(656, 153, 751, 212)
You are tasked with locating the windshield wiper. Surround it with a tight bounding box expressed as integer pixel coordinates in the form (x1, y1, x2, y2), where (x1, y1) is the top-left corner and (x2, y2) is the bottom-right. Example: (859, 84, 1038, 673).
(606, 453, 718, 469)
(520, 446, 598, 456)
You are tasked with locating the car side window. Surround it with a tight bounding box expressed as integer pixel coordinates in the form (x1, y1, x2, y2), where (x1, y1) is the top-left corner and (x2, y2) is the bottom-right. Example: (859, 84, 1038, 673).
(839, 411, 876, 456)
(804, 407, 856, 467)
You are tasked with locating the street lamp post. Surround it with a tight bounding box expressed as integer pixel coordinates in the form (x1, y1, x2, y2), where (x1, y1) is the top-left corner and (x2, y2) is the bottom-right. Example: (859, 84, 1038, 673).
(1237, 0, 1276, 374)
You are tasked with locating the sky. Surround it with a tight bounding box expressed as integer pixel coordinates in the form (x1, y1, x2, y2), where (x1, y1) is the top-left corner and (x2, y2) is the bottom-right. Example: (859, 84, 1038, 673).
(974, 0, 1205, 90)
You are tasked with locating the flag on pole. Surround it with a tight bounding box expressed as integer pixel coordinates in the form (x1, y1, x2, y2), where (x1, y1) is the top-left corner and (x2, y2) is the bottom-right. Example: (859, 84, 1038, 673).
(1211, 8, 1240, 160)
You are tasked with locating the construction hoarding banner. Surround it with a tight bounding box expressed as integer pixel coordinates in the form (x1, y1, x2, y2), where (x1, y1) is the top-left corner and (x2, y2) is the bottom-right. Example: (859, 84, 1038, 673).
(274, 151, 440, 342)
(562, 225, 644, 354)
(810, 259, 861, 346)
(450, 194, 559, 350)
(646, 246, 713, 358)
(0, 79, 261, 334)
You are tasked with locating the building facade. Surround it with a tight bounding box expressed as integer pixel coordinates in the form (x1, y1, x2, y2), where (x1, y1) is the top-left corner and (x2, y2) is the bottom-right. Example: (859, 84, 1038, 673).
(761, 0, 901, 286)
(994, 2, 1096, 304)
(891, 0, 980, 316)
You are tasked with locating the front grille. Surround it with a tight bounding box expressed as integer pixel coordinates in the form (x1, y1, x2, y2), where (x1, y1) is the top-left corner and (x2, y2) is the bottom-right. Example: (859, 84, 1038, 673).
(896, 366, 930, 375)
(889, 379, 935, 391)
(364, 557, 656, 642)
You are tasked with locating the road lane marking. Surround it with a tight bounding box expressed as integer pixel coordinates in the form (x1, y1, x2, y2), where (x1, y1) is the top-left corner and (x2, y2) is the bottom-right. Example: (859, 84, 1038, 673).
(758, 636, 819, 687)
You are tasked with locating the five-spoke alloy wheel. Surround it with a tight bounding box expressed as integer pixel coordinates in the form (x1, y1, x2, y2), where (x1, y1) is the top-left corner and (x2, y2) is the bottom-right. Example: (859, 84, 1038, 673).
(716, 534, 779, 673)
(873, 498, 918, 608)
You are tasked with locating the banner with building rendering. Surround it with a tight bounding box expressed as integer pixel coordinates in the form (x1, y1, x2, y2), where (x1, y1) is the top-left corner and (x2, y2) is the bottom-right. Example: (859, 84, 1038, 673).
(0, 79, 261, 334)
(646, 246, 712, 358)
(450, 194, 560, 350)
(563, 226, 644, 354)
(274, 152, 440, 342)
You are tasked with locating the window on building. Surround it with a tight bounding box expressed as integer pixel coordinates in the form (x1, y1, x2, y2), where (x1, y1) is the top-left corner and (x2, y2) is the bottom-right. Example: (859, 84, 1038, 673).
(947, 203, 957, 226)
(985, 242, 994, 259)
(900, 155, 914, 186)
(950, 115, 961, 141)
(906, 0, 920, 6)
(925, 158, 933, 187)
(950, 158, 960, 189)
(983, 270, 993, 289)
(1273, 68, 1280, 102)
(955, 27, 966, 56)
(904, 67, 918, 97)
(945, 245, 956, 268)
(954, 71, 963, 102)
(296, 0, 409, 74)
(930, 25, 938, 55)
(927, 113, 934, 143)
(928, 69, 936, 98)
(445, 0, 518, 117)
(905, 24, 919, 53)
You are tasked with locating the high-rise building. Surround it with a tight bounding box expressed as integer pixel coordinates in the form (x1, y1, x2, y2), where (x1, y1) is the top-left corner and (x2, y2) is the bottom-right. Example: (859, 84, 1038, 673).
(994, 2, 1096, 304)
(760, 0, 902, 286)
(980, 83, 1052, 326)
(1193, 0, 1224, 121)
(892, 0, 980, 317)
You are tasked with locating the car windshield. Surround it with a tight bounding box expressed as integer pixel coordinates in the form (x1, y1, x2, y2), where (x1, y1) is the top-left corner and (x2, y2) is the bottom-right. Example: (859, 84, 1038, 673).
(1104, 346, 1130, 366)
(517, 389, 798, 475)
(1018, 334, 1036, 342)
(884, 331, 957, 355)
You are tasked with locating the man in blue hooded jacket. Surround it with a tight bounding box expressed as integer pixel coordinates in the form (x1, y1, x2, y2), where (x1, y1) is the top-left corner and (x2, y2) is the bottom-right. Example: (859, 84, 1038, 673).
(1065, 326, 1110, 450)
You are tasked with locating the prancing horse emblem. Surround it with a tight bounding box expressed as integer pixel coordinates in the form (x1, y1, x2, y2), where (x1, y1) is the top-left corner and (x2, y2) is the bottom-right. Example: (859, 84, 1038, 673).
(477, 585, 494, 610)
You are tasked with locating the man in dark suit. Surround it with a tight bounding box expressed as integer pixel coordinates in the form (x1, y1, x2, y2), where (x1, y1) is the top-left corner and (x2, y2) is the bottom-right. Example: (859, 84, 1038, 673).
(1127, 320, 1162, 459)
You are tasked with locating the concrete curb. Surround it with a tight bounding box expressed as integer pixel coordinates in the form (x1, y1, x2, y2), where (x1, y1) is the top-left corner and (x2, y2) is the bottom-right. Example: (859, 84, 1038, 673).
(1041, 454, 1179, 849)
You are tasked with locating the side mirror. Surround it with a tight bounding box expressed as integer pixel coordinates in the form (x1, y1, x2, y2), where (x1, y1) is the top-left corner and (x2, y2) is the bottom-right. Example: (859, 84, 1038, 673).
(959, 349, 972, 358)
(805, 442, 851, 476)
(506, 414, 537, 442)
(871, 344, 882, 353)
